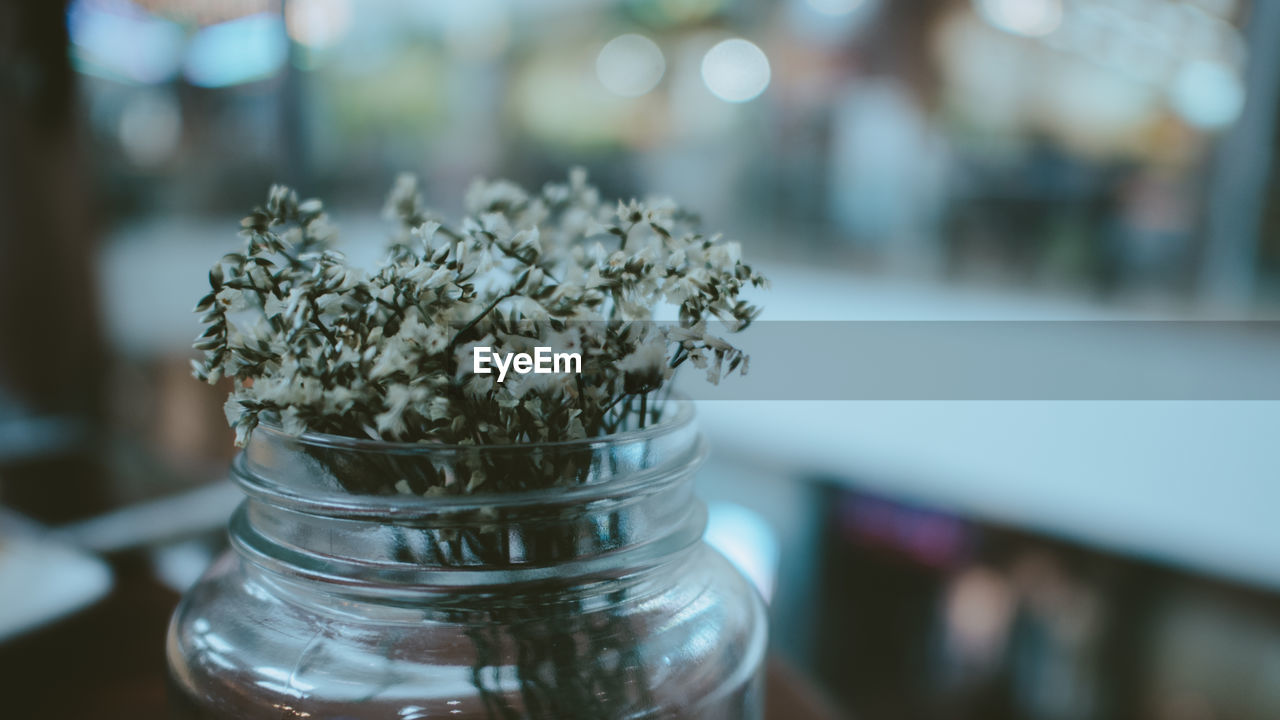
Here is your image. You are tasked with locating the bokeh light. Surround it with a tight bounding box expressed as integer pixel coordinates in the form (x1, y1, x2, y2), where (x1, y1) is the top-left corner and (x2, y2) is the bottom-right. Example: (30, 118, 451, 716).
(700, 38, 771, 103)
(975, 0, 1063, 38)
(596, 34, 666, 98)
(1171, 59, 1246, 130)
(67, 1, 185, 85)
(183, 13, 288, 88)
(284, 0, 352, 50)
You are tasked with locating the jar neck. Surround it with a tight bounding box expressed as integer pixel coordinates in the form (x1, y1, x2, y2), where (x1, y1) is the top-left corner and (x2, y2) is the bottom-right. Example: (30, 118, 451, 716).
(227, 410, 708, 603)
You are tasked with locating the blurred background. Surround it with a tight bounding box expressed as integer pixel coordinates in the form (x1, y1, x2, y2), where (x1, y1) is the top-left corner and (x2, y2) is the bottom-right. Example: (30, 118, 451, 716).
(3, 0, 1280, 717)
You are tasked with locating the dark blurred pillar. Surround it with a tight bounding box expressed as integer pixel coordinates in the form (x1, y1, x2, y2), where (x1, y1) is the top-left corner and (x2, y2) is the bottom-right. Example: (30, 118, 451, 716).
(1200, 1, 1280, 304)
(0, 0, 108, 520)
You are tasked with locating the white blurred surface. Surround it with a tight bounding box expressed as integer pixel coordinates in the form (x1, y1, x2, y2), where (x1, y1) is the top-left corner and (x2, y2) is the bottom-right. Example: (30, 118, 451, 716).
(699, 400, 1280, 591)
(51, 480, 241, 554)
(0, 512, 113, 642)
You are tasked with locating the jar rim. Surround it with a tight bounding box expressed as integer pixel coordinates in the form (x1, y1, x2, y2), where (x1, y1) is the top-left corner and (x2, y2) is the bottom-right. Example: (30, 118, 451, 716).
(234, 430, 707, 517)
(252, 396, 697, 454)
(236, 398, 704, 516)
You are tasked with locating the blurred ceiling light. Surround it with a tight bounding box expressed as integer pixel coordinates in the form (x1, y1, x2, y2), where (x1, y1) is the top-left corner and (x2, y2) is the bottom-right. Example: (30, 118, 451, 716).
(442, 0, 510, 61)
(285, 0, 351, 49)
(67, 0, 185, 84)
(701, 38, 771, 103)
(1171, 59, 1245, 130)
(183, 12, 288, 87)
(806, 0, 865, 16)
(975, 0, 1063, 38)
(596, 34, 666, 97)
(118, 89, 182, 167)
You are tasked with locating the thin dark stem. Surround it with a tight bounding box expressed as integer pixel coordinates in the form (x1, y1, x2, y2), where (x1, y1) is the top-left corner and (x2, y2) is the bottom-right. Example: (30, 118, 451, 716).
(599, 393, 627, 416)
(449, 290, 515, 352)
(492, 240, 562, 285)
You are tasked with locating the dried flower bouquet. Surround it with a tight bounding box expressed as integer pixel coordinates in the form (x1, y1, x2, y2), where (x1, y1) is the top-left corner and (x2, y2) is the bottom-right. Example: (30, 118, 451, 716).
(194, 168, 766, 494)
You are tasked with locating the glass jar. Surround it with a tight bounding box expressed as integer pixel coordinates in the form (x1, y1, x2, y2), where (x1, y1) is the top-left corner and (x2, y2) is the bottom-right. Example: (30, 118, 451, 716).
(166, 402, 767, 719)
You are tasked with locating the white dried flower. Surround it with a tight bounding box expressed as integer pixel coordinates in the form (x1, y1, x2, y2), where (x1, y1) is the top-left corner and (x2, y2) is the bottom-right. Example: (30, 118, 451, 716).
(466, 179, 528, 215)
(194, 169, 767, 457)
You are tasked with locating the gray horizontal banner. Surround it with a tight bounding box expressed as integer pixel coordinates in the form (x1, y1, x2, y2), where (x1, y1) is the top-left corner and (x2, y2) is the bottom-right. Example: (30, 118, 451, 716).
(661, 321, 1280, 400)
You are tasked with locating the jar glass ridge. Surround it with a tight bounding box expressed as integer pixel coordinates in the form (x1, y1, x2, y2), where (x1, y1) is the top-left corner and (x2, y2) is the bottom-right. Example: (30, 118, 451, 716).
(167, 402, 768, 719)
